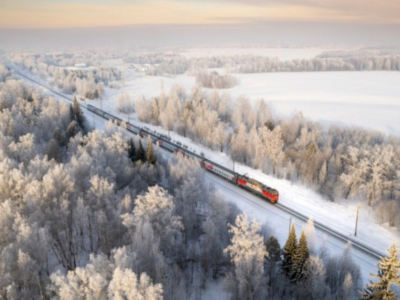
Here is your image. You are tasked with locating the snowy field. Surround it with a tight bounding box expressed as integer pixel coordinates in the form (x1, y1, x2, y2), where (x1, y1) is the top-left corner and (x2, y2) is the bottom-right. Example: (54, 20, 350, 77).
(228, 72, 400, 136)
(179, 47, 332, 60)
(115, 70, 400, 136)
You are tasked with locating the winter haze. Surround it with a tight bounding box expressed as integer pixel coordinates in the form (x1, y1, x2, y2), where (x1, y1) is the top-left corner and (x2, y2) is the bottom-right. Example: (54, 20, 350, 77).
(0, 0, 400, 300)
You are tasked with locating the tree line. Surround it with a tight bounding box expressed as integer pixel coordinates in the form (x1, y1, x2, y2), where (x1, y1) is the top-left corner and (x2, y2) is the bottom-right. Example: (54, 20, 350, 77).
(135, 84, 400, 229)
(0, 65, 399, 299)
(132, 53, 400, 76)
(9, 53, 123, 99)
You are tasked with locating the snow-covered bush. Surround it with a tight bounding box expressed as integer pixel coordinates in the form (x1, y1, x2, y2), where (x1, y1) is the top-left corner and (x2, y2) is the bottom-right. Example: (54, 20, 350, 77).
(196, 71, 238, 89)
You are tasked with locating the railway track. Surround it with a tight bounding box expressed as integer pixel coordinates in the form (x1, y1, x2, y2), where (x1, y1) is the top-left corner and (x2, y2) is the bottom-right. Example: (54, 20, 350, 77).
(276, 203, 385, 260)
(8, 64, 386, 262)
(7, 65, 76, 104)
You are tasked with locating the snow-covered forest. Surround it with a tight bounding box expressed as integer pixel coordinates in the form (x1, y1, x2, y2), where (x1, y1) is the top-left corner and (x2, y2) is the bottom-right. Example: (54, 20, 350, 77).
(2, 0, 400, 295)
(8, 53, 123, 99)
(135, 84, 400, 229)
(3, 65, 393, 299)
(123, 53, 400, 76)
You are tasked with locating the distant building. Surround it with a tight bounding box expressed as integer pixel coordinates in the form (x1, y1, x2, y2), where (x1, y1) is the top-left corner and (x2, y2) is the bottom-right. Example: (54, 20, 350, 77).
(141, 64, 153, 72)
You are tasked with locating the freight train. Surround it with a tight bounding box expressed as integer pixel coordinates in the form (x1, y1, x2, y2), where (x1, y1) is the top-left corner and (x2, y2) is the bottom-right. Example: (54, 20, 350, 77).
(87, 104, 279, 204)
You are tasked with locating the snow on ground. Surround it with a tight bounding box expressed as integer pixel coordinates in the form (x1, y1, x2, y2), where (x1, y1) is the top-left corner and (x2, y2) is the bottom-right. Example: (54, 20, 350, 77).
(114, 108, 400, 257)
(113, 70, 400, 136)
(16, 70, 392, 286)
(19, 66, 400, 257)
(179, 47, 332, 60)
(62, 66, 96, 71)
(85, 89, 383, 284)
(227, 71, 400, 136)
(84, 91, 399, 281)
(117, 70, 195, 100)
(204, 171, 378, 284)
(92, 69, 400, 261)
(201, 279, 230, 300)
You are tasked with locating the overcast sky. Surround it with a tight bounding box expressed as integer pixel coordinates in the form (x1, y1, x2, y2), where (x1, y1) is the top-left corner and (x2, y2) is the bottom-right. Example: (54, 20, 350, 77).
(1, 0, 399, 29)
(1, 0, 399, 48)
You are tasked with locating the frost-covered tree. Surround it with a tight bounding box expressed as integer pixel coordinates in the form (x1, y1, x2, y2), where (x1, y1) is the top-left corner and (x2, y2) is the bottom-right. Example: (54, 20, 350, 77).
(364, 145, 394, 207)
(66, 120, 80, 141)
(71, 97, 85, 130)
(50, 253, 111, 300)
(230, 124, 248, 164)
(135, 95, 151, 123)
(211, 122, 226, 152)
(146, 136, 157, 165)
(50, 253, 163, 300)
(117, 92, 134, 115)
(361, 243, 400, 300)
(160, 92, 179, 136)
(304, 218, 317, 254)
(174, 176, 208, 244)
(108, 268, 163, 300)
(264, 236, 281, 287)
(201, 192, 238, 279)
(195, 71, 238, 89)
(224, 214, 267, 300)
(304, 256, 329, 299)
(136, 137, 145, 162)
(0, 65, 10, 81)
(258, 125, 285, 174)
(325, 243, 361, 297)
(8, 133, 36, 165)
(123, 185, 182, 253)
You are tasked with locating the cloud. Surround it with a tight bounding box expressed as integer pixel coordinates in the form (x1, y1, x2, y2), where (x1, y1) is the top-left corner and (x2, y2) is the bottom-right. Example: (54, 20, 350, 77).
(0, 0, 399, 29)
(197, 0, 400, 23)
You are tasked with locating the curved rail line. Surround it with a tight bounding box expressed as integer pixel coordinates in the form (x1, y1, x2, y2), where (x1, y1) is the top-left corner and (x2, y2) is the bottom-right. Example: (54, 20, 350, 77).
(9, 65, 386, 261)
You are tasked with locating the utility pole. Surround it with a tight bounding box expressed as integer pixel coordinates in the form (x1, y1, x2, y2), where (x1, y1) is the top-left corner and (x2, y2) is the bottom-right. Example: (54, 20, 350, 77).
(232, 160, 235, 172)
(289, 217, 292, 234)
(354, 205, 361, 237)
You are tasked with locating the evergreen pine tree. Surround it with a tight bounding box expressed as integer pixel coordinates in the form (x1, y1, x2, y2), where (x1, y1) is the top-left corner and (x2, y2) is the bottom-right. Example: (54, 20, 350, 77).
(146, 136, 157, 165)
(265, 119, 275, 131)
(53, 128, 64, 146)
(290, 230, 310, 283)
(282, 223, 297, 277)
(136, 137, 145, 162)
(72, 97, 85, 129)
(360, 243, 400, 300)
(266, 236, 282, 263)
(127, 137, 136, 162)
(265, 235, 282, 286)
(66, 120, 79, 141)
(69, 103, 75, 121)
